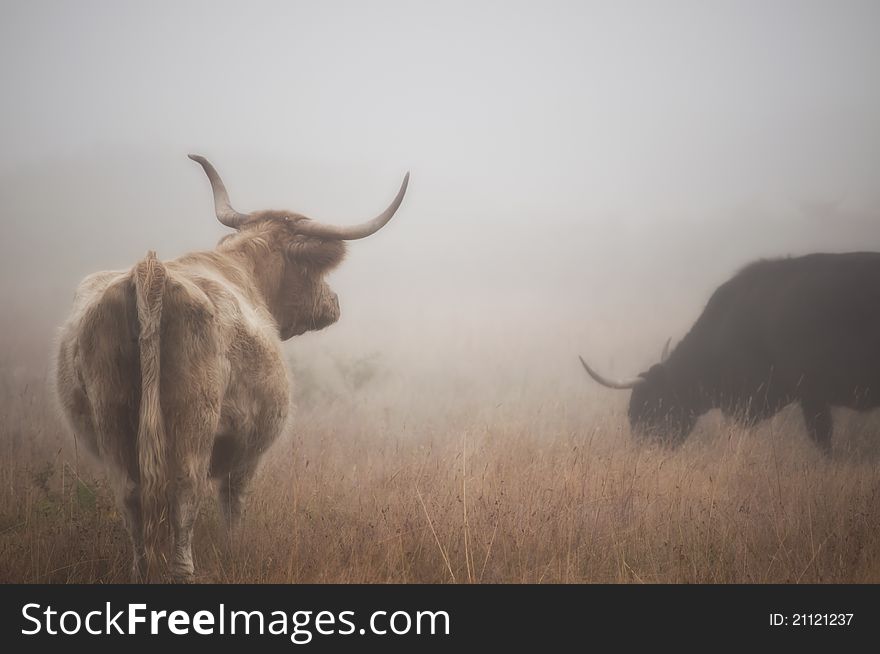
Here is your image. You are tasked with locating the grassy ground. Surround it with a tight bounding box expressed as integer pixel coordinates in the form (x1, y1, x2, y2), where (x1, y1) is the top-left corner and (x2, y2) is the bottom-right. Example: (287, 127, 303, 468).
(1, 363, 879, 584)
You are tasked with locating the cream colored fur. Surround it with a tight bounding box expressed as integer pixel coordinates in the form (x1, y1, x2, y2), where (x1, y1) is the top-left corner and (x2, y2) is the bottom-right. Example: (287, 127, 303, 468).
(54, 215, 345, 580)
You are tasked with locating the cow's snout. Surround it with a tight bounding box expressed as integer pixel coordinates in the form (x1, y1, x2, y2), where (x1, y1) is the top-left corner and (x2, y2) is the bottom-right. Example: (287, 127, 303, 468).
(327, 290, 340, 320)
(322, 288, 340, 326)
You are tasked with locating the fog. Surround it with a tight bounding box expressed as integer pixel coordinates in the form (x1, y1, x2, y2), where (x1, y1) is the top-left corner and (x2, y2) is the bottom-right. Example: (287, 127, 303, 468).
(2, 1, 880, 398)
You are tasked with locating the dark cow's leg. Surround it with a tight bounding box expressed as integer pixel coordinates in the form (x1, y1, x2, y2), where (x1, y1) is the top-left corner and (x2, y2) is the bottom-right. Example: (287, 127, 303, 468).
(801, 401, 833, 455)
(209, 434, 254, 530)
(217, 457, 259, 531)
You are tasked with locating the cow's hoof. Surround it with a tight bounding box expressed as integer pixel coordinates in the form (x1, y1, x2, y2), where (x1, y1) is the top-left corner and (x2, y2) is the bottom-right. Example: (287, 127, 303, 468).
(171, 571, 195, 584)
(171, 562, 195, 584)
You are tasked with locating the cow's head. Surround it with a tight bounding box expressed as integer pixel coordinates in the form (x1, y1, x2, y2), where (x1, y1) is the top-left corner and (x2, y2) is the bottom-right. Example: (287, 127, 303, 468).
(189, 155, 408, 340)
(625, 364, 697, 444)
(578, 342, 697, 445)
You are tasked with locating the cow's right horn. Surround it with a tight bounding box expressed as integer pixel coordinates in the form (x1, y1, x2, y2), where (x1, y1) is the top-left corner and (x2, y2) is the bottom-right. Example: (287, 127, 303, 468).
(578, 356, 641, 389)
(660, 338, 672, 363)
(293, 172, 410, 240)
(188, 154, 251, 229)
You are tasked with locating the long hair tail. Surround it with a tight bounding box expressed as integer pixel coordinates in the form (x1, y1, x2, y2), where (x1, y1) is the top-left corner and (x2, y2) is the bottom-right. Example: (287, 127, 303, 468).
(133, 250, 168, 572)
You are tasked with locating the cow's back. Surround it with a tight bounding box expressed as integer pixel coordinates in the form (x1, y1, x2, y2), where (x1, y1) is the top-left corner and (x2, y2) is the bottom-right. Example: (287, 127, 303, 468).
(701, 253, 880, 405)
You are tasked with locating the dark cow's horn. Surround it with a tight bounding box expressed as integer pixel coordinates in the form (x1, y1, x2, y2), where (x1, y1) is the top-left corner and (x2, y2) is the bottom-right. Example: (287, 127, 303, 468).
(578, 356, 641, 390)
(660, 338, 671, 363)
(294, 172, 410, 240)
(188, 154, 251, 229)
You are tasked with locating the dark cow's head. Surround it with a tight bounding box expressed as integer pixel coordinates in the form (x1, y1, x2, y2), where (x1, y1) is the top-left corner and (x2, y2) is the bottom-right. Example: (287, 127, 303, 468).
(189, 155, 408, 340)
(579, 341, 697, 445)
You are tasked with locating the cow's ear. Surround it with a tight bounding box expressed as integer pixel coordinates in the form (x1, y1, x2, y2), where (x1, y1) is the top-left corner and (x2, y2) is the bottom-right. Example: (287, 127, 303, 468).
(285, 238, 347, 271)
(640, 364, 666, 382)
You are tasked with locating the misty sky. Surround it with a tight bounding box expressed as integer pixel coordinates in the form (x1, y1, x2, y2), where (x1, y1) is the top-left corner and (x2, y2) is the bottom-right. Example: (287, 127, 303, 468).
(3, 1, 879, 210)
(2, 1, 880, 382)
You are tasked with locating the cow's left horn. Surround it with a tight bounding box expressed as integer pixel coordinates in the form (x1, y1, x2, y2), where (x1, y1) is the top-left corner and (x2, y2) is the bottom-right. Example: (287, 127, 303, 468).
(188, 154, 251, 229)
(660, 338, 671, 363)
(578, 356, 641, 390)
(294, 173, 410, 240)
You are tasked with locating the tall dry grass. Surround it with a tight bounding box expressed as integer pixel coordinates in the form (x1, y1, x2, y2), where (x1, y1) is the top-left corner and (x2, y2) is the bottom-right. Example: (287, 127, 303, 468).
(1, 357, 879, 584)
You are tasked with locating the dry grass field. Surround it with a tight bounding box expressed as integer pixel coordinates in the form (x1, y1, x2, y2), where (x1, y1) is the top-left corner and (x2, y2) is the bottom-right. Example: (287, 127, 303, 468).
(2, 349, 880, 585)
(2, 0, 880, 594)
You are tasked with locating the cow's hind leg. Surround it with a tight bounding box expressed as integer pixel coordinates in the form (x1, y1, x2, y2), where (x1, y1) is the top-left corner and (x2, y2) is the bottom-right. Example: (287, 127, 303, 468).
(170, 462, 206, 581)
(123, 486, 147, 581)
(801, 400, 833, 456)
(166, 409, 217, 581)
(159, 279, 225, 581)
(107, 469, 147, 581)
(164, 395, 217, 581)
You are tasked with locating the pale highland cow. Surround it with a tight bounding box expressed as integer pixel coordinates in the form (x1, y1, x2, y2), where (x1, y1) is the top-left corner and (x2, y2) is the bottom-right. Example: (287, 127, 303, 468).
(54, 156, 409, 580)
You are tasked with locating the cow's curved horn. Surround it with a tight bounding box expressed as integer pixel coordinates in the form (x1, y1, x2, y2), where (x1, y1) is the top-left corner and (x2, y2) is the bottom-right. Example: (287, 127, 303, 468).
(188, 154, 251, 229)
(660, 338, 671, 363)
(294, 173, 410, 240)
(578, 356, 641, 390)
